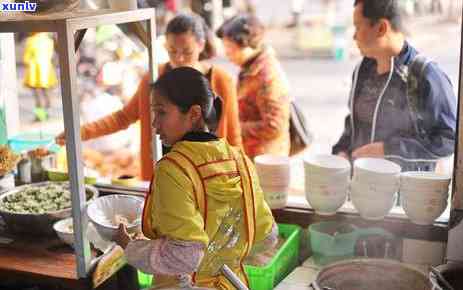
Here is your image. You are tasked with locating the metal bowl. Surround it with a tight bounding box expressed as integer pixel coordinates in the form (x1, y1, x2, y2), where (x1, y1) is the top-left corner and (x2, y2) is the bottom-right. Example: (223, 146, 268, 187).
(0, 181, 98, 236)
(430, 263, 463, 290)
(312, 258, 432, 290)
(87, 195, 143, 241)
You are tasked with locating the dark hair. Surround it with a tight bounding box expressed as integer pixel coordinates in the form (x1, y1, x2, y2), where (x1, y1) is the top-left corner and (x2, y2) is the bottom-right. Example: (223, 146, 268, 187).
(166, 13, 217, 61)
(216, 14, 265, 49)
(354, 0, 403, 32)
(152, 67, 222, 132)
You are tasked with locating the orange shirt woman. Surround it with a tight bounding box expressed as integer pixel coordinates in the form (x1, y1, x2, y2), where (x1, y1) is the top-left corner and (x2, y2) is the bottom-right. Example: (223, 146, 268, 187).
(57, 14, 241, 181)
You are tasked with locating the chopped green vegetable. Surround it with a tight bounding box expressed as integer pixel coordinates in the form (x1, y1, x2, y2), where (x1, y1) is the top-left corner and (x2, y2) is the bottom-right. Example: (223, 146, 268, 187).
(0, 183, 92, 214)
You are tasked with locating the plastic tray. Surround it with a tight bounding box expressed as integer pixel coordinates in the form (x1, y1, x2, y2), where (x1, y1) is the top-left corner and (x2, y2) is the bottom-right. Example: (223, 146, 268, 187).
(244, 223, 301, 290)
(137, 223, 301, 290)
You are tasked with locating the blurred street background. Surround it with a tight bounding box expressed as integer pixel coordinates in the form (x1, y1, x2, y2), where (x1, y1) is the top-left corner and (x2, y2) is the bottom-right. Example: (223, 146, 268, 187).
(11, 0, 463, 182)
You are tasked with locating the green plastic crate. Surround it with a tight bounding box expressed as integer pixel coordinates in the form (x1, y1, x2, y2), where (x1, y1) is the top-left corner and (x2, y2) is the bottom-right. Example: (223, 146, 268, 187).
(244, 223, 301, 290)
(137, 223, 301, 290)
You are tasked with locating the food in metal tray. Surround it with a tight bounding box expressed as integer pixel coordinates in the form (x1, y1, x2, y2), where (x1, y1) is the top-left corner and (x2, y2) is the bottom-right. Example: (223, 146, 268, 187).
(0, 183, 91, 214)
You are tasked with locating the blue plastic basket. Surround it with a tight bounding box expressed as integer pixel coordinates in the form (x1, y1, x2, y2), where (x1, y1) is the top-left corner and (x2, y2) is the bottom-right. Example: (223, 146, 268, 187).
(8, 132, 55, 153)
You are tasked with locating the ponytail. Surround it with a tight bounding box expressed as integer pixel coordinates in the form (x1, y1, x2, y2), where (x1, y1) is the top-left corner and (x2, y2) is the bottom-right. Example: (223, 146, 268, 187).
(203, 95, 223, 133)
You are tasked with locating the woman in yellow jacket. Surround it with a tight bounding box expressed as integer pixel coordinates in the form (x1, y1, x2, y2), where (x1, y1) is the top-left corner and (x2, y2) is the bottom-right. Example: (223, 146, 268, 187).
(114, 67, 277, 289)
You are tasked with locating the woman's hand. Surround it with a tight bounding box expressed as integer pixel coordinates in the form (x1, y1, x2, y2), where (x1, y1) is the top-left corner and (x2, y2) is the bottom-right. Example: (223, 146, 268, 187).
(351, 142, 385, 159)
(55, 132, 66, 145)
(114, 223, 132, 249)
(337, 151, 350, 160)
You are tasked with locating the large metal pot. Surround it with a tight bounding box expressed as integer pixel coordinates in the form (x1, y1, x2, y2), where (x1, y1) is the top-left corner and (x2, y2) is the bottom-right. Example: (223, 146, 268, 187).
(429, 262, 463, 290)
(0, 181, 98, 236)
(311, 258, 432, 290)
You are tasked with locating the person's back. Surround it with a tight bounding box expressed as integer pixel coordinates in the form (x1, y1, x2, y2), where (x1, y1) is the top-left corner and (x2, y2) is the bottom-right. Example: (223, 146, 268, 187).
(237, 46, 291, 158)
(146, 134, 274, 288)
(217, 14, 291, 159)
(120, 67, 275, 290)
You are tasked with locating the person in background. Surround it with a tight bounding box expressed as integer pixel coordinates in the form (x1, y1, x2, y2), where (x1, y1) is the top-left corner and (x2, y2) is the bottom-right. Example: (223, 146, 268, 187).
(217, 14, 291, 159)
(56, 13, 242, 181)
(79, 80, 130, 154)
(287, 0, 305, 28)
(23, 32, 58, 118)
(139, 0, 178, 33)
(332, 0, 456, 171)
(115, 67, 277, 289)
(286, 0, 336, 28)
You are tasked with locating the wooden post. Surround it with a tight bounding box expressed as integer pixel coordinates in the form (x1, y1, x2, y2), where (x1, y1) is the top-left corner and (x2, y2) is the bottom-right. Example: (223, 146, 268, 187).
(0, 33, 19, 139)
(147, 14, 162, 162)
(56, 22, 92, 278)
(451, 11, 463, 212)
(446, 5, 463, 263)
(445, 0, 462, 22)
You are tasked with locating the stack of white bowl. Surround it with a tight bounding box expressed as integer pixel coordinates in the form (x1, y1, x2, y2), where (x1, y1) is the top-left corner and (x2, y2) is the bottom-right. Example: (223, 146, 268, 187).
(254, 154, 291, 209)
(303, 154, 351, 215)
(400, 171, 451, 225)
(351, 158, 401, 220)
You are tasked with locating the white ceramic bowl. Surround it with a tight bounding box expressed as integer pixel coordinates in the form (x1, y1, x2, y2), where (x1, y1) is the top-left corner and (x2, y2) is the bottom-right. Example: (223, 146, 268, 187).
(305, 169, 351, 185)
(53, 217, 74, 248)
(255, 154, 291, 167)
(353, 175, 399, 190)
(306, 181, 349, 194)
(261, 183, 290, 209)
(87, 195, 144, 241)
(400, 184, 450, 195)
(303, 154, 351, 175)
(351, 194, 396, 220)
(401, 193, 449, 207)
(402, 198, 447, 225)
(354, 158, 401, 174)
(350, 180, 399, 199)
(255, 154, 291, 187)
(400, 171, 451, 185)
(353, 158, 401, 184)
(351, 172, 399, 186)
(306, 173, 349, 193)
(400, 171, 451, 192)
(306, 191, 347, 216)
(400, 188, 449, 202)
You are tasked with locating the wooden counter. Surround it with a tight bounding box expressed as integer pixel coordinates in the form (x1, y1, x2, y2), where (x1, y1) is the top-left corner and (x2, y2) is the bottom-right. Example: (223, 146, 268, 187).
(0, 237, 79, 279)
(0, 232, 90, 289)
(0, 231, 138, 290)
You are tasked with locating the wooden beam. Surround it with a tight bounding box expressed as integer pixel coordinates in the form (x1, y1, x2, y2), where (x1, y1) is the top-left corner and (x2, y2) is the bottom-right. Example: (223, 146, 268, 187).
(74, 29, 87, 52)
(452, 12, 463, 212)
(56, 22, 92, 278)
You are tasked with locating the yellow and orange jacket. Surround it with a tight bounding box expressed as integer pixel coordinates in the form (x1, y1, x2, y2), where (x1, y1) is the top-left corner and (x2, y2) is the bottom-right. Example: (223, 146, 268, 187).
(238, 47, 290, 158)
(142, 132, 275, 289)
(23, 33, 58, 89)
(79, 63, 242, 181)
